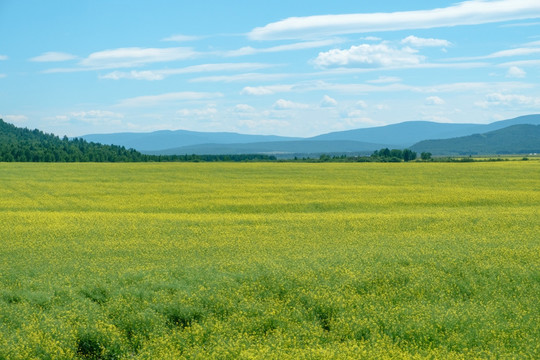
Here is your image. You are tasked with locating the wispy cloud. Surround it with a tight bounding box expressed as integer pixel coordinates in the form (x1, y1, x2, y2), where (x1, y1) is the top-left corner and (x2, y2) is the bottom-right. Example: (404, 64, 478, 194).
(161, 34, 202, 42)
(30, 52, 77, 62)
(241, 80, 533, 96)
(425, 96, 446, 105)
(481, 47, 540, 59)
(0, 114, 28, 123)
(366, 76, 402, 84)
(100, 63, 273, 80)
(0, 55, 8, 61)
(68, 110, 125, 125)
(80, 47, 197, 69)
(273, 99, 309, 110)
(320, 95, 338, 107)
(191, 73, 290, 83)
(177, 106, 218, 118)
(475, 92, 540, 108)
(241, 85, 294, 95)
(450, 46, 540, 61)
(401, 36, 451, 48)
(249, 0, 540, 40)
(500, 21, 540, 27)
(224, 39, 343, 56)
(46, 47, 199, 72)
(506, 66, 526, 78)
(233, 104, 256, 113)
(523, 40, 540, 46)
(116, 91, 223, 107)
(499, 59, 540, 67)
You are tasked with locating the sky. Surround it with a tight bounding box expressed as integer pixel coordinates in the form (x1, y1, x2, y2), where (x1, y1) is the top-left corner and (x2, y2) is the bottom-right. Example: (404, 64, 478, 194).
(1, 0, 540, 137)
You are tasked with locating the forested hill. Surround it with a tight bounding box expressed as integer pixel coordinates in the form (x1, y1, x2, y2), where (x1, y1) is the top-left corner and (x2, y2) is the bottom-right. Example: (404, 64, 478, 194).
(0, 119, 148, 162)
(410, 124, 540, 155)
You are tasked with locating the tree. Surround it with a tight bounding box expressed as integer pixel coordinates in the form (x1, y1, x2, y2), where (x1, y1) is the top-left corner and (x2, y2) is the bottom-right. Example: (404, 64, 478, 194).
(421, 152, 432, 161)
(403, 149, 417, 162)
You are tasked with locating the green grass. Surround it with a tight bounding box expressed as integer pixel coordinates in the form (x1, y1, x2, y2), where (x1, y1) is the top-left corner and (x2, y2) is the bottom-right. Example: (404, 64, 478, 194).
(0, 162, 539, 359)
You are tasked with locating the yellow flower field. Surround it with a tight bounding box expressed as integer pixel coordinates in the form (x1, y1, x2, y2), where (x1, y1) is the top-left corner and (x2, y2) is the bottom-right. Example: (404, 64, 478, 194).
(0, 162, 539, 359)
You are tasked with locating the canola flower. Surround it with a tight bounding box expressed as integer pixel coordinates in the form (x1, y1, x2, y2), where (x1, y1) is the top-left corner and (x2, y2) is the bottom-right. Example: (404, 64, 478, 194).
(0, 162, 538, 359)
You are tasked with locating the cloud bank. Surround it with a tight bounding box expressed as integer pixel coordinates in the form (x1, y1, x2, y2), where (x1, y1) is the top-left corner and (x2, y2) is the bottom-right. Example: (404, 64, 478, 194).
(249, 0, 540, 40)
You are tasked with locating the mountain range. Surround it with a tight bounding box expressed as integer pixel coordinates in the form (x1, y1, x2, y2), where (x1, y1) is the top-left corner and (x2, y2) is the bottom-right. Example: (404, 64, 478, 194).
(79, 114, 540, 156)
(411, 124, 540, 155)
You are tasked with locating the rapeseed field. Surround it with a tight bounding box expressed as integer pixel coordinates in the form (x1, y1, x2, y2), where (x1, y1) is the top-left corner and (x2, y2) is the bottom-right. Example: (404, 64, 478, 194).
(0, 162, 538, 359)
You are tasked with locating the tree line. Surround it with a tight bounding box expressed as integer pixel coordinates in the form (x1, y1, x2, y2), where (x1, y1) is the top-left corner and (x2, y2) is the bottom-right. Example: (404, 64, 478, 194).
(0, 119, 277, 162)
(1, 119, 436, 163)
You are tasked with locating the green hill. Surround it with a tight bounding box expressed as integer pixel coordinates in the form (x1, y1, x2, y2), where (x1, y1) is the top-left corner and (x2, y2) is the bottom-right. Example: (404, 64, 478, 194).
(410, 124, 540, 155)
(0, 119, 147, 162)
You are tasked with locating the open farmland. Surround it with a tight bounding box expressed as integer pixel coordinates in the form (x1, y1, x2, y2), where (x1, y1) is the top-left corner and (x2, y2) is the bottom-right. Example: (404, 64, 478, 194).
(0, 162, 539, 359)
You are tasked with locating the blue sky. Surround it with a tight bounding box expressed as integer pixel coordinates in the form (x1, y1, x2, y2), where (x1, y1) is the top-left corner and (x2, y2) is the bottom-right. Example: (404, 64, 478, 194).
(1, 0, 540, 137)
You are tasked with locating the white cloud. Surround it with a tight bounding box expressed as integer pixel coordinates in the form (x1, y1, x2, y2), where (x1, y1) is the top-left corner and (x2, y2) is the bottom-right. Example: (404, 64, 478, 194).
(1, 114, 28, 124)
(355, 100, 368, 108)
(339, 113, 379, 129)
(70, 110, 123, 118)
(241, 85, 294, 95)
(362, 36, 381, 41)
(484, 47, 540, 59)
(191, 73, 289, 83)
(401, 35, 451, 47)
(313, 43, 423, 69)
(249, 0, 540, 40)
(0, 74, 6, 78)
(273, 99, 309, 110)
(234, 104, 256, 112)
(161, 34, 201, 42)
(320, 95, 338, 107)
(238, 80, 532, 97)
(101, 70, 165, 81)
(177, 106, 218, 118)
(224, 39, 343, 56)
(366, 76, 402, 84)
(500, 21, 540, 27)
(30, 52, 77, 62)
(425, 96, 446, 105)
(523, 40, 540, 47)
(506, 66, 526, 78)
(419, 82, 532, 93)
(117, 91, 223, 107)
(100, 63, 272, 80)
(452, 47, 540, 61)
(499, 59, 540, 67)
(69, 110, 124, 125)
(237, 119, 290, 131)
(79, 47, 198, 69)
(476, 93, 540, 108)
(0, 55, 8, 60)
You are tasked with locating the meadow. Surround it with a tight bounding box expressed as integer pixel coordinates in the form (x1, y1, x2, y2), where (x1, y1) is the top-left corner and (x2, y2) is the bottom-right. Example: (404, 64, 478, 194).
(0, 162, 538, 359)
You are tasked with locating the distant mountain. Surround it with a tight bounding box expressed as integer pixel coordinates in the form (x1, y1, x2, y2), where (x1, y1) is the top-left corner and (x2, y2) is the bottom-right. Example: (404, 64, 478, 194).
(79, 114, 540, 155)
(309, 115, 540, 146)
(81, 130, 300, 152)
(309, 121, 479, 146)
(146, 140, 393, 156)
(410, 124, 540, 155)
